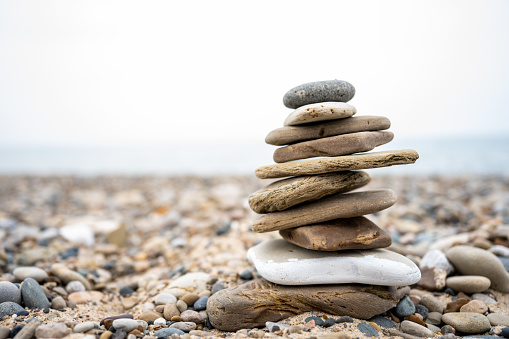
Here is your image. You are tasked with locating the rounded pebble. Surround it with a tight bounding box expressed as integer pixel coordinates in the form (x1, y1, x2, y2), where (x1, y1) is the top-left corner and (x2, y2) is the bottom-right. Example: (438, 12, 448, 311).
(460, 299, 488, 313)
(153, 327, 185, 337)
(415, 304, 429, 320)
(357, 322, 379, 337)
(51, 296, 66, 309)
(154, 293, 177, 305)
(446, 275, 491, 293)
(163, 302, 180, 320)
(180, 310, 203, 323)
(176, 300, 187, 313)
(442, 312, 491, 334)
(369, 315, 395, 328)
(400, 320, 434, 337)
(336, 316, 354, 323)
(153, 318, 166, 326)
(487, 313, 509, 326)
(193, 296, 208, 311)
(112, 318, 139, 332)
(65, 281, 86, 293)
(395, 296, 416, 318)
(283, 80, 355, 109)
(420, 294, 444, 314)
(73, 321, 97, 333)
(13, 267, 48, 283)
(0, 282, 21, 304)
(20, 278, 51, 309)
(170, 322, 196, 332)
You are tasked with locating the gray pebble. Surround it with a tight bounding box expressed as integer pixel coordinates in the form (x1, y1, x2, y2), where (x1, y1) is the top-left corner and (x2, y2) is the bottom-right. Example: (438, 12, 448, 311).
(487, 313, 509, 326)
(193, 296, 208, 311)
(112, 318, 139, 332)
(368, 315, 395, 328)
(65, 281, 86, 293)
(357, 322, 379, 337)
(0, 302, 24, 318)
(170, 322, 196, 332)
(420, 294, 444, 313)
(0, 281, 21, 304)
(51, 296, 66, 310)
(211, 282, 225, 295)
(336, 316, 354, 323)
(395, 296, 416, 317)
(426, 312, 443, 326)
(283, 80, 355, 109)
(73, 321, 97, 333)
(472, 293, 497, 305)
(153, 327, 185, 337)
(13, 267, 48, 283)
(176, 300, 187, 313)
(154, 292, 177, 305)
(400, 320, 434, 337)
(20, 278, 50, 309)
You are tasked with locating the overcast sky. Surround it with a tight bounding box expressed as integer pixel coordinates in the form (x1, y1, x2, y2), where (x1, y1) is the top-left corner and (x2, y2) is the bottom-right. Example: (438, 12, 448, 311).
(1, 0, 508, 147)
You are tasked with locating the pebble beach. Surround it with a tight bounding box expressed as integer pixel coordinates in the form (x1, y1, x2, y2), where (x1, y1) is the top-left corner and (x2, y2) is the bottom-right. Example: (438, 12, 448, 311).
(1, 174, 509, 338)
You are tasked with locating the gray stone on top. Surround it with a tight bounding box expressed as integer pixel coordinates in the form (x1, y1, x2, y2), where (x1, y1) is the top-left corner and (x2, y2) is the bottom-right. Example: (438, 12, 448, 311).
(283, 102, 356, 126)
(283, 80, 355, 109)
(265, 115, 391, 146)
(273, 131, 394, 163)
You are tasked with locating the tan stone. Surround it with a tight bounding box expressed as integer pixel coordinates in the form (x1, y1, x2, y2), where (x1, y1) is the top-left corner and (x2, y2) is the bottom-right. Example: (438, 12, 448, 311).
(279, 216, 392, 251)
(206, 278, 409, 332)
(266, 116, 391, 146)
(248, 171, 370, 214)
(284, 102, 356, 126)
(255, 150, 419, 179)
(67, 291, 104, 304)
(273, 131, 394, 163)
(251, 189, 397, 233)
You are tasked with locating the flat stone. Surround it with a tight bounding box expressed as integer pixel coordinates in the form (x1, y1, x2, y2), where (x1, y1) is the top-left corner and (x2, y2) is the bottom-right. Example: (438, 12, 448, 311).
(0, 282, 21, 304)
(247, 239, 420, 285)
(170, 322, 196, 333)
(20, 278, 51, 309)
(445, 298, 468, 313)
(153, 328, 185, 337)
(279, 216, 392, 251)
(357, 323, 379, 337)
(283, 80, 355, 109)
(369, 315, 395, 328)
(73, 321, 97, 333)
(251, 189, 397, 233)
(0, 302, 24, 318)
(446, 276, 491, 293)
(154, 293, 177, 305)
(426, 312, 442, 326)
(487, 313, 509, 326)
(248, 171, 370, 214)
(446, 246, 509, 292)
(273, 131, 394, 163)
(441, 312, 491, 334)
(13, 267, 48, 283)
(255, 149, 419, 179)
(400, 320, 434, 338)
(266, 115, 391, 146)
(164, 272, 209, 298)
(284, 102, 356, 126)
(460, 300, 488, 313)
(206, 278, 409, 331)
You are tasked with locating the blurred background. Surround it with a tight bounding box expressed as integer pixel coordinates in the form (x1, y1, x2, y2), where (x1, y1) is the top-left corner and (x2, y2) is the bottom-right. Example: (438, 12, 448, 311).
(1, 0, 508, 176)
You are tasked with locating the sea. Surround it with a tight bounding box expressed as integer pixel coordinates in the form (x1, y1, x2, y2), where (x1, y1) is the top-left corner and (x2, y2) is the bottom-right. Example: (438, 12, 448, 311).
(0, 136, 508, 177)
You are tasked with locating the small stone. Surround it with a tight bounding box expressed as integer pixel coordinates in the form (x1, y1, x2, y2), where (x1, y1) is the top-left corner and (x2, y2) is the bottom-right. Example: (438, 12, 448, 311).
(460, 299, 488, 313)
(180, 293, 200, 306)
(288, 325, 303, 334)
(404, 314, 427, 327)
(273, 131, 393, 163)
(13, 267, 48, 283)
(210, 282, 225, 295)
(400, 320, 434, 337)
(472, 293, 497, 305)
(427, 323, 441, 334)
(0, 327, 9, 339)
(487, 313, 509, 326)
(99, 331, 112, 339)
(180, 310, 203, 323)
(252, 189, 397, 233)
(193, 296, 208, 311)
(67, 291, 103, 304)
(170, 315, 182, 322)
(445, 298, 468, 313)
(35, 323, 72, 339)
(0, 281, 21, 304)
(417, 267, 447, 291)
(305, 316, 324, 326)
(66, 281, 86, 293)
(368, 315, 395, 328)
(357, 323, 379, 337)
(247, 239, 420, 285)
(415, 305, 429, 320)
(20, 278, 50, 309)
(425, 312, 442, 326)
(112, 319, 139, 332)
(283, 102, 356, 126)
(266, 321, 290, 331)
(119, 287, 134, 297)
(420, 249, 455, 274)
(138, 311, 163, 322)
(176, 300, 187, 313)
(51, 296, 66, 309)
(279, 216, 392, 251)
(50, 264, 92, 290)
(73, 321, 97, 333)
(163, 302, 180, 320)
(323, 318, 336, 327)
(442, 312, 491, 334)
(153, 328, 185, 337)
(446, 275, 491, 293)
(420, 294, 444, 314)
(170, 322, 196, 332)
(395, 296, 416, 318)
(441, 324, 455, 334)
(283, 80, 355, 109)
(100, 314, 133, 327)
(502, 327, 509, 338)
(336, 316, 354, 323)
(154, 293, 176, 305)
(152, 318, 166, 326)
(446, 246, 509, 292)
(166, 273, 209, 298)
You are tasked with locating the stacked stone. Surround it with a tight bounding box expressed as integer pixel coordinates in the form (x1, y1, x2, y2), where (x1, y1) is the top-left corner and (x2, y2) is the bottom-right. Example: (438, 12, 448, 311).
(207, 80, 422, 331)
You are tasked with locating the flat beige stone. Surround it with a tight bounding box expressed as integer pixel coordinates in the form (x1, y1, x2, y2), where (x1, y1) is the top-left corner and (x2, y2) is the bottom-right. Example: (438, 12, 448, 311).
(248, 171, 370, 214)
(256, 149, 419, 179)
(251, 189, 397, 233)
(284, 102, 356, 126)
(279, 216, 392, 251)
(266, 116, 391, 146)
(273, 131, 394, 163)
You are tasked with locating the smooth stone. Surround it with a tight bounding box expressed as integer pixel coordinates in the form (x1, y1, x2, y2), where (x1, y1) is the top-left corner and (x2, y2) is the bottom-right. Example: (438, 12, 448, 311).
(336, 316, 354, 323)
(490, 245, 509, 257)
(460, 300, 488, 313)
(284, 102, 356, 126)
(0, 327, 9, 339)
(446, 246, 509, 292)
(426, 312, 442, 326)
(35, 323, 72, 339)
(446, 276, 491, 293)
(266, 321, 290, 331)
(165, 272, 209, 298)
(487, 313, 509, 326)
(279, 216, 392, 251)
(357, 323, 379, 337)
(428, 323, 441, 334)
(138, 311, 163, 322)
(472, 293, 497, 305)
(13, 267, 48, 283)
(420, 249, 455, 275)
(180, 310, 203, 323)
(265, 115, 391, 146)
(0, 281, 21, 304)
(0, 302, 25, 318)
(66, 281, 86, 293)
(251, 189, 397, 233)
(441, 312, 491, 334)
(206, 278, 409, 331)
(73, 321, 97, 333)
(400, 320, 434, 338)
(274, 131, 394, 163)
(248, 171, 370, 214)
(163, 302, 180, 320)
(153, 318, 166, 326)
(51, 296, 66, 309)
(369, 315, 395, 328)
(170, 322, 196, 332)
(154, 293, 177, 305)
(420, 294, 444, 314)
(417, 267, 447, 291)
(180, 293, 200, 306)
(112, 319, 139, 332)
(416, 305, 429, 320)
(20, 278, 51, 309)
(255, 149, 419, 179)
(193, 296, 208, 311)
(50, 264, 92, 290)
(395, 296, 416, 318)
(283, 80, 355, 109)
(247, 239, 420, 285)
(153, 328, 185, 337)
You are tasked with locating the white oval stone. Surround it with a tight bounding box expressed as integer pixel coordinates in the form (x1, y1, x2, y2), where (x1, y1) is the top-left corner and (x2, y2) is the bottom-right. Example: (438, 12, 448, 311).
(247, 239, 421, 286)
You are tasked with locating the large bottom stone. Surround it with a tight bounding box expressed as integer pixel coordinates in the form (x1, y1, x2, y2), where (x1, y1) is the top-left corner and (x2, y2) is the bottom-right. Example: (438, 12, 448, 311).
(206, 279, 409, 331)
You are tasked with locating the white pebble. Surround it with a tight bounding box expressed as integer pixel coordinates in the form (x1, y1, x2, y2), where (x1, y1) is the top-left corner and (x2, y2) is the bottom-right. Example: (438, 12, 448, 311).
(154, 292, 177, 305)
(153, 318, 166, 326)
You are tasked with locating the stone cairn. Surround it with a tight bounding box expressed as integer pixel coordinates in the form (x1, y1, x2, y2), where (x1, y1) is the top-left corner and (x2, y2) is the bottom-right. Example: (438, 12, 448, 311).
(207, 80, 421, 331)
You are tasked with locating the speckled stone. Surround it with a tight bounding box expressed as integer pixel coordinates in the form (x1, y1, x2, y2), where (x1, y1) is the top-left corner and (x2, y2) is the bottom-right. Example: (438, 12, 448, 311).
(255, 149, 419, 179)
(266, 115, 391, 146)
(206, 278, 409, 331)
(20, 278, 51, 309)
(0, 302, 24, 318)
(0, 282, 21, 304)
(247, 239, 420, 286)
(441, 312, 491, 334)
(273, 131, 394, 163)
(283, 80, 355, 109)
(284, 102, 356, 126)
(279, 216, 392, 251)
(357, 323, 379, 337)
(248, 171, 370, 214)
(251, 189, 397, 233)
(446, 275, 491, 293)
